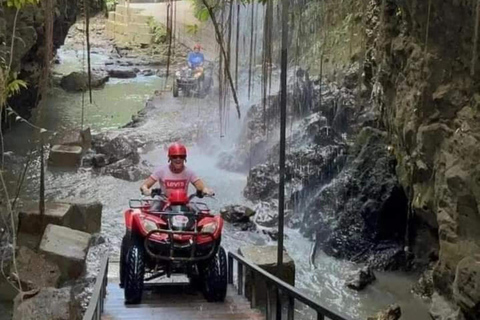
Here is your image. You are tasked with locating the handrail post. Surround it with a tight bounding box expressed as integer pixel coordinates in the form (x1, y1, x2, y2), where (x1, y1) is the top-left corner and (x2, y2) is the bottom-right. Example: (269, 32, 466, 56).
(228, 254, 233, 284)
(238, 262, 244, 295)
(317, 313, 325, 320)
(287, 296, 294, 320)
(250, 272, 256, 309)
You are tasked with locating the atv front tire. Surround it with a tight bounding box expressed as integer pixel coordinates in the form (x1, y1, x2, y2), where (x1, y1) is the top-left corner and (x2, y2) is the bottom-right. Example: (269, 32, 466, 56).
(119, 235, 128, 288)
(202, 246, 227, 302)
(124, 243, 145, 304)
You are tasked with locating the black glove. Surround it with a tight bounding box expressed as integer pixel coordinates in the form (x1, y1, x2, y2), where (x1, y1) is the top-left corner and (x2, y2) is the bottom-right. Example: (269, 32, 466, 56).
(151, 188, 162, 197)
(196, 189, 204, 198)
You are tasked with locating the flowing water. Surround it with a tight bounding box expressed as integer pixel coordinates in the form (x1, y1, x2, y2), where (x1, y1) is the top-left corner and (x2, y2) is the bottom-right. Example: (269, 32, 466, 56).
(1, 42, 431, 320)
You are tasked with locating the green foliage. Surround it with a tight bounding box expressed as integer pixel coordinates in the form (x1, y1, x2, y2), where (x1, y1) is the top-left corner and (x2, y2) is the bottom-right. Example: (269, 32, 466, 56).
(147, 17, 167, 44)
(6, 0, 39, 10)
(6, 74, 27, 97)
(186, 24, 200, 35)
(106, 0, 118, 11)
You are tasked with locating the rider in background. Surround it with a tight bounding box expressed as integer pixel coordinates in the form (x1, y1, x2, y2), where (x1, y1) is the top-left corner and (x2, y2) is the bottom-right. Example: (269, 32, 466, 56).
(187, 44, 204, 69)
(140, 142, 214, 198)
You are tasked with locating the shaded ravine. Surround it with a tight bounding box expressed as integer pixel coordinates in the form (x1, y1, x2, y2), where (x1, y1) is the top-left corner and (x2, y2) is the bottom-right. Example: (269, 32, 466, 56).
(3, 23, 431, 320)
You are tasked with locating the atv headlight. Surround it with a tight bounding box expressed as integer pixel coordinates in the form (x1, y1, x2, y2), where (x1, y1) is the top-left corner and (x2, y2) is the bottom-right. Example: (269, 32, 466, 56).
(142, 218, 158, 233)
(202, 221, 217, 234)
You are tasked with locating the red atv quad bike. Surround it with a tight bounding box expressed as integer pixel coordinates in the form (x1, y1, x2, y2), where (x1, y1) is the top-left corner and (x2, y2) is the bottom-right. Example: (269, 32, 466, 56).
(119, 188, 227, 304)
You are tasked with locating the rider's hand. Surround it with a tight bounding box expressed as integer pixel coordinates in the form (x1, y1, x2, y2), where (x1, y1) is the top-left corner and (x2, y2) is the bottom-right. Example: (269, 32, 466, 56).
(203, 187, 215, 197)
(140, 188, 151, 196)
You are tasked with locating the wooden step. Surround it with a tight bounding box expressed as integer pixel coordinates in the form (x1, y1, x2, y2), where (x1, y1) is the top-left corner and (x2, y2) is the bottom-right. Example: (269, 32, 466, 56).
(103, 282, 264, 320)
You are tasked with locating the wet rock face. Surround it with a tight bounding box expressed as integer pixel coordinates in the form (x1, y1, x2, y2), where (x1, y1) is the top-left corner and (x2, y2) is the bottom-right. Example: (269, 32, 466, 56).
(366, 0, 480, 311)
(1, 0, 78, 123)
(304, 128, 408, 270)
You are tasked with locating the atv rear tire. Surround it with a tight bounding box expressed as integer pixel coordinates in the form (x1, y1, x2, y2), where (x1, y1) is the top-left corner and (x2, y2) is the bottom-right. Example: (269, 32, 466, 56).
(124, 243, 145, 304)
(202, 246, 227, 302)
(173, 80, 179, 97)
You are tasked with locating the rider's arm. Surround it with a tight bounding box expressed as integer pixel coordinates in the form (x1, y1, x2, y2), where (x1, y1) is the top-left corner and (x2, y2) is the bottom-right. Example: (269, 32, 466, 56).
(140, 176, 156, 196)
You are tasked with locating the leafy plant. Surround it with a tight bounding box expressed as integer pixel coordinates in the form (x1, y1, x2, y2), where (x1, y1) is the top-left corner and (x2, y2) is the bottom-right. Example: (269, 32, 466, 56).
(6, 0, 39, 9)
(186, 24, 200, 35)
(147, 17, 167, 44)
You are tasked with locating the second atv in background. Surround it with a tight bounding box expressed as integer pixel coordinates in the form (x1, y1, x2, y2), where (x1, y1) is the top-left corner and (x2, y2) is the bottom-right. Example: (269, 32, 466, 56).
(173, 44, 213, 98)
(172, 63, 213, 98)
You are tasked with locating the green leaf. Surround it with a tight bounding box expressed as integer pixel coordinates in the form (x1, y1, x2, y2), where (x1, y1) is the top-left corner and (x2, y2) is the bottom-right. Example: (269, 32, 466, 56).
(197, 8, 210, 22)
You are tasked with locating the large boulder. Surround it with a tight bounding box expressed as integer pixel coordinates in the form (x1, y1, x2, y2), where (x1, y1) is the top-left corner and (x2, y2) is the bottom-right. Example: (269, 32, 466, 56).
(453, 256, 480, 319)
(17, 202, 74, 249)
(39, 224, 91, 281)
(62, 200, 103, 234)
(54, 128, 92, 150)
(367, 304, 401, 320)
(346, 266, 376, 291)
(48, 145, 83, 167)
(60, 71, 109, 92)
(238, 245, 295, 306)
(430, 292, 466, 320)
(98, 155, 150, 181)
(14, 247, 61, 289)
(12, 287, 82, 320)
(220, 205, 255, 223)
(107, 68, 137, 78)
(91, 134, 138, 164)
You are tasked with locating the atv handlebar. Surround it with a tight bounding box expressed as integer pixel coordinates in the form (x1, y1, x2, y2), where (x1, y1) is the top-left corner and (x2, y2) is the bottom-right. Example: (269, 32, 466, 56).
(146, 188, 215, 201)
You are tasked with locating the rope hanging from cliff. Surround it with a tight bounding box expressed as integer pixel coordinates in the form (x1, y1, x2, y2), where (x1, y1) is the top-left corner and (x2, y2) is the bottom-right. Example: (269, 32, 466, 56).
(201, 0, 241, 118)
(472, 0, 480, 76)
(85, 0, 93, 105)
(165, 0, 174, 85)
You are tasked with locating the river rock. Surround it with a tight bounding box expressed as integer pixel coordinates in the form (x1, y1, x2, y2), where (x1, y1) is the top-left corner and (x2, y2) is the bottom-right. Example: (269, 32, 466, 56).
(453, 255, 480, 319)
(60, 71, 109, 92)
(12, 287, 82, 320)
(412, 267, 434, 299)
(99, 155, 150, 181)
(220, 205, 255, 223)
(238, 245, 295, 306)
(107, 68, 137, 78)
(346, 266, 376, 290)
(92, 133, 138, 164)
(39, 224, 91, 281)
(253, 201, 278, 228)
(367, 304, 401, 320)
(48, 145, 83, 167)
(14, 246, 61, 289)
(430, 292, 466, 320)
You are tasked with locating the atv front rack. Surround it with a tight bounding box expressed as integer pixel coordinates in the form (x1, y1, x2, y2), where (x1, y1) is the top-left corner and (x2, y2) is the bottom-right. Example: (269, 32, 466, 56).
(144, 229, 217, 262)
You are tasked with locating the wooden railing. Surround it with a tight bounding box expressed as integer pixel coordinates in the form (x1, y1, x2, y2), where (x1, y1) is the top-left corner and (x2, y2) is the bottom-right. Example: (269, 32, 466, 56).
(228, 251, 354, 320)
(83, 256, 109, 320)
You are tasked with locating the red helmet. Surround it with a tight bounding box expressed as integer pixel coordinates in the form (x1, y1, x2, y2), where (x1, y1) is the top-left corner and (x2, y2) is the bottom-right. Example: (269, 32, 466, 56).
(168, 189, 189, 205)
(193, 44, 202, 50)
(168, 142, 187, 158)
